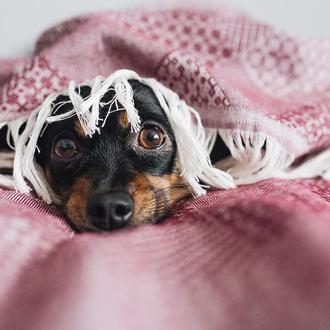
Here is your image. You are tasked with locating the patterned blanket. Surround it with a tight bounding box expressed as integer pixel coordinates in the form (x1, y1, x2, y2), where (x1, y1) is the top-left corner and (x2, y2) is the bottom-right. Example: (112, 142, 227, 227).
(0, 7, 330, 329)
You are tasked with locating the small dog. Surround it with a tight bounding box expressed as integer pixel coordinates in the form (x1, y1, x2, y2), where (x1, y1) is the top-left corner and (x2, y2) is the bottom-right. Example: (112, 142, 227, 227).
(36, 80, 193, 231)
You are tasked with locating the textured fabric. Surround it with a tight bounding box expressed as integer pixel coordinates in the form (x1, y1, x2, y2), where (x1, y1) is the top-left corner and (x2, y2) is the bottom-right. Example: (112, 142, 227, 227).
(0, 179, 330, 329)
(0, 6, 330, 329)
(1, 9, 330, 155)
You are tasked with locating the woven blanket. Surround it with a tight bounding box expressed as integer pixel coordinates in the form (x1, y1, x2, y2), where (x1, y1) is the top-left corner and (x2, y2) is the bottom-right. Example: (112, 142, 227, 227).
(0, 7, 330, 329)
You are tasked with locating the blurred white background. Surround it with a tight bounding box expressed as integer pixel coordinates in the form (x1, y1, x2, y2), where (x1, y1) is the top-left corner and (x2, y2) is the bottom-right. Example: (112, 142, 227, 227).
(0, 0, 329, 57)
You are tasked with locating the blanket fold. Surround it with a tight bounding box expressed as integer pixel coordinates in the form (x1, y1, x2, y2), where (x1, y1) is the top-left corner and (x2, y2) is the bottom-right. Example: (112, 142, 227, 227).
(1, 179, 330, 330)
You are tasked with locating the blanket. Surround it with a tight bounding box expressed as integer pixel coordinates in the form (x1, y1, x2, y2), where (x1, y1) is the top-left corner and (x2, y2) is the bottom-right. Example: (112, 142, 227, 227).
(0, 6, 330, 329)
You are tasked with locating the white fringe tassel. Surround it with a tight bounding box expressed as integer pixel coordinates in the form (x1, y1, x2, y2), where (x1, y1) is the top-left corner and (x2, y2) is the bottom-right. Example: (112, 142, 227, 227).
(0, 69, 329, 204)
(140, 78, 235, 196)
(0, 70, 235, 203)
(215, 129, 294, 184)
(274, 148, 330, 180)
(213, 128, 330, 184)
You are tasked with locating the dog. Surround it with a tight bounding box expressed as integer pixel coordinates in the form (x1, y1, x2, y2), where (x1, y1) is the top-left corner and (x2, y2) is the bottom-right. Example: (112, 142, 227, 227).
(35, 80, 194, 232)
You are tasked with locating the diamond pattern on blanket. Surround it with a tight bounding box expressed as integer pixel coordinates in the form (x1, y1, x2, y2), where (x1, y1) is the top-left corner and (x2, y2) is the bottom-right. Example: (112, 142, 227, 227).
(0, 57, 68, 122)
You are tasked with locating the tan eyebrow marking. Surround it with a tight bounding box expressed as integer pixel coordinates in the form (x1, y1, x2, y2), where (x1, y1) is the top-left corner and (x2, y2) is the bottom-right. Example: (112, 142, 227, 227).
(118, 111, 129, 128)
(74, 119, 86, 138)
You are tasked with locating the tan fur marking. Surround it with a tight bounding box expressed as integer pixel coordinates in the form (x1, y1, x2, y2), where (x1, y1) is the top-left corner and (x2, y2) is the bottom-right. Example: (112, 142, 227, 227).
(129, 163, 191, 225)
(129, 174, 154, 225)
(66, 177, 93, 230)
(74, 119, 86, 138)
(118, 111, 129, 128)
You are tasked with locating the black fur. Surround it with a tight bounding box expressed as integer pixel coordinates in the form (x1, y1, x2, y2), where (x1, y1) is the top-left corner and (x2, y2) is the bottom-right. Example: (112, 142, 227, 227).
(36, 80, 177, 197)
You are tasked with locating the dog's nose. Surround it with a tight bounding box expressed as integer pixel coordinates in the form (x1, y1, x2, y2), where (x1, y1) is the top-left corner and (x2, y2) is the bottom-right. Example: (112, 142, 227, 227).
(87, 192, 134, 230)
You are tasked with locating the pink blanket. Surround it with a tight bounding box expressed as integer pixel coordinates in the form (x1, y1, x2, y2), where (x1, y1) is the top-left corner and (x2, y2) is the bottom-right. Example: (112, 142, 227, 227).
(0, 7, 330, 329)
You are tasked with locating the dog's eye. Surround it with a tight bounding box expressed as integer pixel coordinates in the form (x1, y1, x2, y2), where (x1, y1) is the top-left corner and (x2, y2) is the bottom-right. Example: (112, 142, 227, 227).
(54, 138, 78, 159)
(138, 125, 166, 149)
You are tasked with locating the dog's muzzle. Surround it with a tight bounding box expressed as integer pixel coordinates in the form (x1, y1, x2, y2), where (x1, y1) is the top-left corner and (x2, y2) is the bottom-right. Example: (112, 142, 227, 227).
(87, 191, 134, 230)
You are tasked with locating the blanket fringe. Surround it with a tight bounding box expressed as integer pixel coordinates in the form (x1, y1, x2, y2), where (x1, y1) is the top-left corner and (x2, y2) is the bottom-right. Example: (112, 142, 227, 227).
(141, 78, 235, 196)
(210, 128, 330, 185)
(273, 147, 330, 180)
(0, 69, 329, 204)
(215, 129, 294, 184)
(0, 70, 236, 203)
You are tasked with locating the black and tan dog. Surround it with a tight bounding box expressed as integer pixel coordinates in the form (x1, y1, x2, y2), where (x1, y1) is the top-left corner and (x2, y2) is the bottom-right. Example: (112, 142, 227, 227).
(35, 80, 193, 232)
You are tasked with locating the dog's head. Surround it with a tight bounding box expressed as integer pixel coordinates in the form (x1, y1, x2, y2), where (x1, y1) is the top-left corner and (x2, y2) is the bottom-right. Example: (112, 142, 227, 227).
(36, 80, 192, 231)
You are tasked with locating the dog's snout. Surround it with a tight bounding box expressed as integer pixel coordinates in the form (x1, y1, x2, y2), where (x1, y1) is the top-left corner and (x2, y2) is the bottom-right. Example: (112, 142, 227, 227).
(87, 192, 134, 230)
